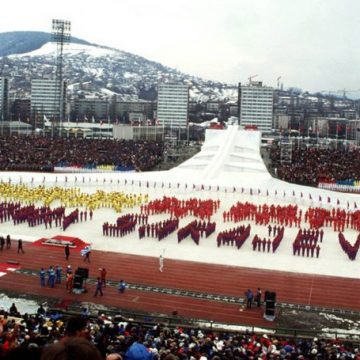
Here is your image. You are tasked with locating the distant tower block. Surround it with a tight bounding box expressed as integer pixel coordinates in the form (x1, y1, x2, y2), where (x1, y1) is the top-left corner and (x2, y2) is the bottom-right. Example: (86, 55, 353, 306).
(238, 80, 274, 132)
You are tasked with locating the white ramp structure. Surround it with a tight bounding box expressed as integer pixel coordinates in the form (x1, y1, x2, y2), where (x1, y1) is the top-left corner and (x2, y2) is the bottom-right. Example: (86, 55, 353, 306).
(171, 126, 270, 184)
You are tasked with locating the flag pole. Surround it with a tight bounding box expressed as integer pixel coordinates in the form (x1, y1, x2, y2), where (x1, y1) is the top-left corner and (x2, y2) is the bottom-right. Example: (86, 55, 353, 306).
(336, 122, 339, 149)
(345, 123, 348, 141)
(326, 122, 329, 139)
(108, 115, 110, 139)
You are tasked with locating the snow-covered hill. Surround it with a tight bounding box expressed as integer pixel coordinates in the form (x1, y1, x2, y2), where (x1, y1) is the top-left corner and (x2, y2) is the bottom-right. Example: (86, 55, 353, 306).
(0, 36, 237, 102)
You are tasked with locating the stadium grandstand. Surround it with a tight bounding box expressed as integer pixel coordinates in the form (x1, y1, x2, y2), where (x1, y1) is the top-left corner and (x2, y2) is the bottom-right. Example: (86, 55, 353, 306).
(0, 126, 359, 359)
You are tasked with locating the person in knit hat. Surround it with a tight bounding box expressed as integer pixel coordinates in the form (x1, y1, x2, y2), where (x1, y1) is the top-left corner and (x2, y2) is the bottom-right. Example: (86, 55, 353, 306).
(125, 342, 153, 360)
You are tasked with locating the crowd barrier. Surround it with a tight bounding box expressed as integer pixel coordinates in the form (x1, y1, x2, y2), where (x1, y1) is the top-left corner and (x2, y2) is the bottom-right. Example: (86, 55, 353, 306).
(318, 182, 360, 193)
(54, 165, 135, 173)
(58, 305, 360, 341)
(336, 179, 360, 186)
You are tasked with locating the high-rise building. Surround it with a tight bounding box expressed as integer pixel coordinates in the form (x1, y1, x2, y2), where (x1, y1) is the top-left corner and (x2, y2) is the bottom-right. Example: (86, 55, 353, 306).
(12, 99, 31, 122)
(0, 77, 9, 121)
(157, 83, 189, 128)
(238, 81, 274, 132)
(73, 97, 109, 120)
(31, 79, 66, 121)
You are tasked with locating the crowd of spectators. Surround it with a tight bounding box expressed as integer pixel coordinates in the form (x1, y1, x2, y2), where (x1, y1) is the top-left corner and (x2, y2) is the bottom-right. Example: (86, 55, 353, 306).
(270, 145, 360, 186)
(0, 135, 164, 172)
(0, 305, 359, 360)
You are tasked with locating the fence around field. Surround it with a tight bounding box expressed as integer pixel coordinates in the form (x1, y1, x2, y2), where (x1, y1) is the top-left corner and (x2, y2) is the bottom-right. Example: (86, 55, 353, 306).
(54, 164, 135, 173)
(318, 181, 360, 194)
(52, 303, 360, 342)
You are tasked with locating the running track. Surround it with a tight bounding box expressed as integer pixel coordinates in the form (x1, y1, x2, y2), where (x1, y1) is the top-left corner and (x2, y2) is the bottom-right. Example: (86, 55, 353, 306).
(0, 241, 359, 328)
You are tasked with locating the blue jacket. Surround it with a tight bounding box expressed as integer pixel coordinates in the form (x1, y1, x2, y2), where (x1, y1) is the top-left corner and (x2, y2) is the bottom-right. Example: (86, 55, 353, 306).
(125, 342, 153, 360)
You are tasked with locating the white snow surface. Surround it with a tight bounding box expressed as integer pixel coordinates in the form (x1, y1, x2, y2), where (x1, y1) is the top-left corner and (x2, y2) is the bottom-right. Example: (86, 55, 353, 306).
(100, 88, 119, 96)
(123, 72, 139, 79)
(189, 87, 238, 103)
(9, 42, 120, 59)
(1, 126, 360, 279)
(0, 293, 40, 314)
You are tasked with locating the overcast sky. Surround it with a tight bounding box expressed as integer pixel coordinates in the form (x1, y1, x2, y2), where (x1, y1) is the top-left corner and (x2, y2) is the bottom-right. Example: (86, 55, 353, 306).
(1, 0, 360, 94)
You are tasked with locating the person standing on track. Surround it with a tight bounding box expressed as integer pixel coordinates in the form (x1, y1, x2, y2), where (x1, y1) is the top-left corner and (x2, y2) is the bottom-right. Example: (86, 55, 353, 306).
(56, 265, 62, 284)
(66, 271, 73, 294)
(100, 268, 107, 287)
(255, 288, 262, 307)
(6, 235, 11, 249)
(17, 239, 24, 253)
(94, 277, 103, 297)
(65, 244, 70, 260)
(118, 279, 126, 293)
(159, 254, 164, 272)
(39, 267, 46, 287)
(245, 288, 254, 309)
(82, 246, 91, 263)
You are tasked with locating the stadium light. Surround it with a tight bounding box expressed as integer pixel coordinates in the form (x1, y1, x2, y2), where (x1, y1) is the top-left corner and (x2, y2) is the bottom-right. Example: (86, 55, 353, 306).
(51, 19, 71, 130)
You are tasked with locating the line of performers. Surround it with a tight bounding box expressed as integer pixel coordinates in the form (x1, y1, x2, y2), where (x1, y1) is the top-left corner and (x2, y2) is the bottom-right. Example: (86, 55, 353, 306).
(217, 224, 251, 249)
(223, 202, 301, 228)
(0, 201, 21, 222)
(11, 204, 66, 228)
(306, 207, 360, 232)
(138, 219, 179, 241)
(252, 227, 284, 253)
(140, 196, 220, 221)
(63, 209, 80, 231)
(338, 232, 360, 260)
(292, 228, 321, 258)
(103, 213, 147, 237)
(177, 220, 216, 245)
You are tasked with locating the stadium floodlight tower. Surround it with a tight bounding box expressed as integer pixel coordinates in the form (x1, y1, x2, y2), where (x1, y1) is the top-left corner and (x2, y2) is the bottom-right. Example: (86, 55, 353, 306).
(51, 19, 71, 130)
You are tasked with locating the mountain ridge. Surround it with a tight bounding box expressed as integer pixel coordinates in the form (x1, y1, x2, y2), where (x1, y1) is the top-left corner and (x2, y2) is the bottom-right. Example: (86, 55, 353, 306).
(0, 31, 93, 57)
(0, 31, 237, 102)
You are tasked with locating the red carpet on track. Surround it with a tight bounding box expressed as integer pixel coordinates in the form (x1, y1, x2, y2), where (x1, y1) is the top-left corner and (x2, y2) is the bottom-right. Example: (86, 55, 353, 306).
(32, 235, 90, 252)
(0, 263, 21, 277)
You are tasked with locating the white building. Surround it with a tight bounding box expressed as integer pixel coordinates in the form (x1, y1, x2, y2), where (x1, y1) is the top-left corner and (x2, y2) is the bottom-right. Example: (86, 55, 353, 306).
(273, 113, 290, 130)
(157, 83, 189, 128)
(31, 79, 66, 121)
(0, 77, 9, 121)
(238, 81, 274, 132)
